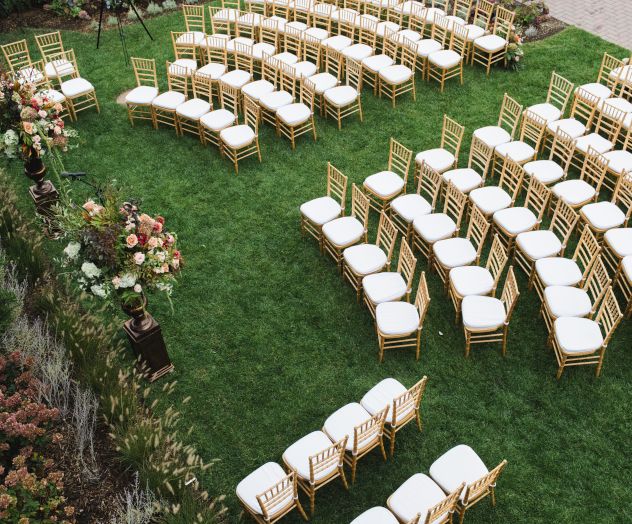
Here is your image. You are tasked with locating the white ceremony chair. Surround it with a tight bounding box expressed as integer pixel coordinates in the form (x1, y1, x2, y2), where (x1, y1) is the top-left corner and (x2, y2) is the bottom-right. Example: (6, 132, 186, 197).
(126, 57, 159, 127)
(523, 128, 575, 186)
(219, 94, 262, 174)
(473, 93, 523, 155)
(441, 135, 494, 195)
(415, 115, 465, 181)
(152, 61, 189, 132)
(525, 71, 574, 124)
(468, 157, 524, 221)
(551, 147, 609, 210)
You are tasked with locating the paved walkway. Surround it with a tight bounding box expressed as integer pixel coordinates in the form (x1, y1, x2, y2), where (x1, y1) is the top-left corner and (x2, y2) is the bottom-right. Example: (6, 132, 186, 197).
(546, 0, 632, 51)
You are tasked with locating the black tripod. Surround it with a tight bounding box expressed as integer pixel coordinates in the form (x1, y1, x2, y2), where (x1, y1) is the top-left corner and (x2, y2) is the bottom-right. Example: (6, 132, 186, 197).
(96, 0, 153, 65)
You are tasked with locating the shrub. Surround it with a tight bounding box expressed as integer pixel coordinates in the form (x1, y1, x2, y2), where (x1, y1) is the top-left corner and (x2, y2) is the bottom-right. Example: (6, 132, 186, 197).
(146, 2, 163, 15)
(162, 0, 178, 10)
(106, 14, 118, 26)
(50, 0, 85, 19)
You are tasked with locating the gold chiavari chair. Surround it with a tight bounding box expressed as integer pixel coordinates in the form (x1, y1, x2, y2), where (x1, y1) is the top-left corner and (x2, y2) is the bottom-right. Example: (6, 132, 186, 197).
(551, 287, 622, 378)
(243, 51, 277, 104)
(309, 2, 336, 32)
(514, 198, 579, 283)
(279, 24, 303, 64)
(307, 41, 341, 115)
(224, 41, 255, 91)
(200, 36, 229, 100)
(343, 211, 398, 300)
(1, 39, 35, 74)
(275, 77, 317, 149)
(391, 162, 442, 239)
(545, 87, 600, 150)
(361, 28, 397, 95)
(292, 0, 313, 24)
(13, 58, 48, 89)
(219, 94, 262, 174)
(375, 272, 431, 362)
(364, 137, 413, 213)
(412, 181, 468, 263)
(614, 256, 632, 318)
(152, 62, 189, 131)
(541, 256, 610, 334)
(524, 127, 575, 186)
(473, 93, 523, 159)
(462, 266, 519, 358)
(580, 174, 632, 240)
(526, 71, 575, 125)
(282, 434, 349, 516)
(245, 0, 266, 15)
(472, 5, 515, 75)
(388, 476, 463, 524)
(493, 175, 550, 256)
(551, 147, 609, 210)
(333, 6, 359, 48)
(34, 31, 75, 85)
(54, 49, 99, 119)
(603, 126, 632, 192)
(322, 184, 371, 268)
(577, 52, 626, 102)
(441, 135, 494, 195)
(324, 55, 364, 129)
(216, 0, 241, 32)
(260, 59, 297, 127)
(449, 234, 508, 323)
(126, 57, 159, 127)
(181, 2, 206, 62)
(445, 0, 472, 28)
(379, 37, 416, 107)
(533, 224, 600, 301)
(433, 205, 490, 287)
(363, 238, 417, 318)
(209, 5, 232, 36)
(236, 5, 265, 41)
(427, 23, 468, 92)
(469, 157, 524, 222)
(200, 86, 239, 149)
(236, 466, 308, 523)
(429, 446, 507, 524)
(342, 15, 377, 63)
(300, 162, 348, 249)
(415, 115, 465, 185)
(360, 376, 428, 457)
(322, 406, 388, 483)
(461, 0, 493, 62)
(175, 70, 213, 139)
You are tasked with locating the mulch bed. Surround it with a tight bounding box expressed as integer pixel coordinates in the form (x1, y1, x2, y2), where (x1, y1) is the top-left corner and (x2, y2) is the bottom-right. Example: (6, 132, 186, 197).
(523, 16, 568, 42)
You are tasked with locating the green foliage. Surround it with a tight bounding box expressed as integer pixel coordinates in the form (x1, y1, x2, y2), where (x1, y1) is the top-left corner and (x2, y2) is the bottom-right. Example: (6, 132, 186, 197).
(49, 0, 84, 19)
(146, 2, 163, 15)
(0, 0, 44, 17)
(162, 0, 177, 11)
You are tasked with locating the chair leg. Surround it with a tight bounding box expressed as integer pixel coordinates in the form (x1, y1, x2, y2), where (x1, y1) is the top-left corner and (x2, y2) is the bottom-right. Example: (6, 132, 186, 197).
(296, 499, 309, 521)
(309, 487, 315, 516)
(339, 465, 349, 490)
(379, 436, 387, 461)
(351, 456, 357, 484)
(389, 426, 396, 457)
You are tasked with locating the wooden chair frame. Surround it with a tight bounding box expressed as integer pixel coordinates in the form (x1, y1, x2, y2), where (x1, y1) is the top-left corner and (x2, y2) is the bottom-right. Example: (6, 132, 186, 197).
(34, 31, 71, 86)
(127, 57, 158, 127)
(176, 70, 213, 140)
(325, 55, 364, 129)
(220, 94, 262, 174)
(276, 78, 317, 149)
(441, 134, 493, 199)
(415, 114, 464, 187)
(553, 146, 609, 211)
(379, 37, 417, 107)
(492, 110, 546, 178)
(472, 5, 514, 75)
(428, 23, 468, 92)
(539, 127, 575, 186)
(603, 174, 632, 275)
(1, 39, 32, 73)
(54, 49, 99, 119)
(365, 137, 413, 212)
(542, 71, 574, 122)
(363, 29, 398, 95)
(383, 376, 427, 457)
(153, 61, 189, 131)
(543, 87, 599, 150)
(614, 255, 632, 319)
(456, 460, 508, 524)
(464, 0, 493, 62)
(581, 174, 632, 238)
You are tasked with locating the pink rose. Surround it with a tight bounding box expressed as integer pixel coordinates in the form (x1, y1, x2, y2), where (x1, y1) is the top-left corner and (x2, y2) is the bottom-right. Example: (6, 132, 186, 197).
(153, 221, 163, 233)
(133, 284, 142, 293)
(134, 252, 145, 265)
(165, 234, 175, 245)
(146, 237, 158, 249)
(112, 276, 121, 288)
(83, 200, 96, 213)
(32, 135, 41, 143)
(38, 109, 47, 118)
(126, 234, 138, 248)
(22, 122, 34, 134)
(54, 103, 63, 112)
(53, 126, 62, 135)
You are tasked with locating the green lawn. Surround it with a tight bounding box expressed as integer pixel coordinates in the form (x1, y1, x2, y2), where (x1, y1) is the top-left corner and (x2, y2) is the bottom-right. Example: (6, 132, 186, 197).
(2, 13, 632, 523)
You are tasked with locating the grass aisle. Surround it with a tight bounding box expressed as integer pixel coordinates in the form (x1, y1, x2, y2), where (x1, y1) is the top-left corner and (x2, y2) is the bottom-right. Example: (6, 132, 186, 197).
(2, 16, 632, 522)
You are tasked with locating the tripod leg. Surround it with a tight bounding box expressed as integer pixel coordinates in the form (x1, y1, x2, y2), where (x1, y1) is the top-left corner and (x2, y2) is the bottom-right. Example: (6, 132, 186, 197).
(96, 0, 106, 48)
(129, 0, 154, 41)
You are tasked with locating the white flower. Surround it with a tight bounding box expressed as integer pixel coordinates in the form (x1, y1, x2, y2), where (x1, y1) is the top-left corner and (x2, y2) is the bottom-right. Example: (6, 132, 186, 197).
(81, 262, 101, 279)
(133, 284, 142, 293)
(118, 273, 137, 288)
(63, 241, 81, 259)
(90, 284, 107, 298)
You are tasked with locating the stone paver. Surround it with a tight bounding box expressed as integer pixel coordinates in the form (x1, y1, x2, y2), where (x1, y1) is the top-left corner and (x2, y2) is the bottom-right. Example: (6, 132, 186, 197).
(546, 0, 632, 51)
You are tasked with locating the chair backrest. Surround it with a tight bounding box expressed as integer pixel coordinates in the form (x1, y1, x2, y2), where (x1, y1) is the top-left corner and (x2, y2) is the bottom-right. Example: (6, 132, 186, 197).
(34, 31, 65, 63)
(518, 110, 547, 152)
(431, 15, 450, 47)
(582, 256, 611, 311)
(376, 212, 399, 265)
(358, 16, 378, 47)
(324, 46, 344, 81)
(183, 3, 205, 33)
(441, 115, 465, 158)
(500, 266, 519, 323)
(523, 176, 550, 225)
(443, 182, 468, 232)
(260, 19, 280, 47)
(414, 273, 431, 329)
(346, 58, 363, 92)
(594, 287, 623, 346)
(498, 158, 525, 206)
(244, 96, 260, 131)
(309, 3, 335, 30)
(546, 71, 574, 114)
(192, 70, 213, 102)
(236, 14, 258, 39)
(397, 239, 418, 296)
(548, 128, 575, 173)
(417, 162, 442, 212)
(205, 36, 229, 65)
(209, 6, 231, 35)
(327, 162, 348, 213)
(451, 0, 472, 19)
(235, 41, 254, 74)
(570, 87, 600, 128)
(388, 138, 413, 184)
(465, 206, 490, 262)
(392, 375, 428, 426)
(166, 61, 190, 94)
(308, 437, 347, 484)
(399, 39, 418, 71)
(131, 57, 158, 88)
(285, 25, 304, 56)
(256, 471, 298, 521)
(579, 147, 609, 198)
(171, 31, 197, 60)
(262, 53, 279, 85)
(302, 34, 322, 68)
(353, 408, 388, 454)
(1, 39, 31, 72)
(220, 80, 240, 115)
(424, 483, 464, 524)
(383, 30, 400, 61)
(486, 235, 509, 294)
(338, 8, 358, 39)
(408, 6, 427, 35)
(549, 199, 579, 254)
(613, 175, 632, 225)
(450, 24, 470, 57)
(294, 0, 312, 23)
(468, 135, 494, 181)
(593, 101, 626, 142)
(471, 0, 494, 31)
(51, 48, 79, 78)
(493, 6, 515, 41)
(498, 93, 523, 138)
(596, 52, 624, 88)
(351, 184, 371, 229)
(462, 460, 508, 506)
(572, 225, 601, 278)
(222, 0, 240, 9)
(279, 61, 299, 97)
(270, 0, 289, 18)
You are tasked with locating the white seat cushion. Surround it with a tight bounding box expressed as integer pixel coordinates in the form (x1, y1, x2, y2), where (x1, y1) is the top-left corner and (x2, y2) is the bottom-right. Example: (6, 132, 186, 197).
(361, 378, 408, 424)
(300, 196, 341, 225)
(461, 295, 505, 330)
(391, 194, 432, 222)
(363, 170, 405, 198)
(351, 507, 399, 524)
(574, 133, 614, 155)
(151, 90, 186, 110)
(272, 52, 299, 65)
(309, 73, 339, 94)
(523, 159, 565, 184)
(285, 21, 308, 32)
(414, 39, 442, 58)
(535, 257, 583, 287)
(376, 21, 401, 37)
(323, 216, 364, 247)
(473, 126, 511, 148)
(283, 431, 339, 481)
(393, 0, 423, 15)
(260, 90, 294, 110)
(291, 61, 318, 79)
(251, 42, 276, 59)
(433, 237, 477, 269)
(38, 88, 65, 104)
(544, 286, 592, 318)
(376, 301, 419, 335)
(429, 445, 489, 501)
(493, 207, 537, 235)
(442, 168, 483, 194)
(324, 85, 358, 107)
(547, 118, 587, 138)
(176, 98, 211, 120)
(552, 179, 595, 206)
(242, 79, 275, 101)
(609, 65, 632, 83)
(396, 29, 422, 43)
(304, 27, 329, 41)
(554, 317, 603, 355)
(238, 12, 264, 25)
(474, 34, 506, 52)
(495, 140, 535, 163)
(428, 49, 461, 69)
(379, 64, 413, 84)
(322, 35, 353, 51)
(388, 474, 448, 524)
(600, 96, 632, 113)
(603, 150, 632, 175)
(169, 59, 197, 76)
(200, 109, 236, 132)
(604, 228, 632, 257)
(221, 69, 252, 89)
(277, 103, 311, 125)
(413, 213, 456, 242)
(362, 272, 408, 304)
(470, 186, 512, 215)
(44, 59, 75, 79)
(450, 266, 494, 296)
(516, 230, 562, 260)
(527, 102, 561, 123)
(323, 403, 372, 451)
(176, 31, 205, 45)
(343, 244, 387, 275)
(236, 462, 291, 516)
(343, 43, 374, 61)
(362, 54, 395, 72)
(415, 148, 455, 173)
(463, 24, 485, 41)
(125, 86, 158, 105)
(581, 201, 626, 231)
(220, 125, 256, 148)
(61, 77, 94, 97)
(577, 82, 612, 101)
(197, 62, 227, 79)
(213, 7, 239, 20)
(622, 255, 632, 282)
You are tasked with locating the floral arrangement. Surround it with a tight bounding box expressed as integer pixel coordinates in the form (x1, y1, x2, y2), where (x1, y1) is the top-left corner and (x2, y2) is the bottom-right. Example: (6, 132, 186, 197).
(0, 69, 78, 162)
(57, 189, 182, 307)
(506, 32, 524, 70)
